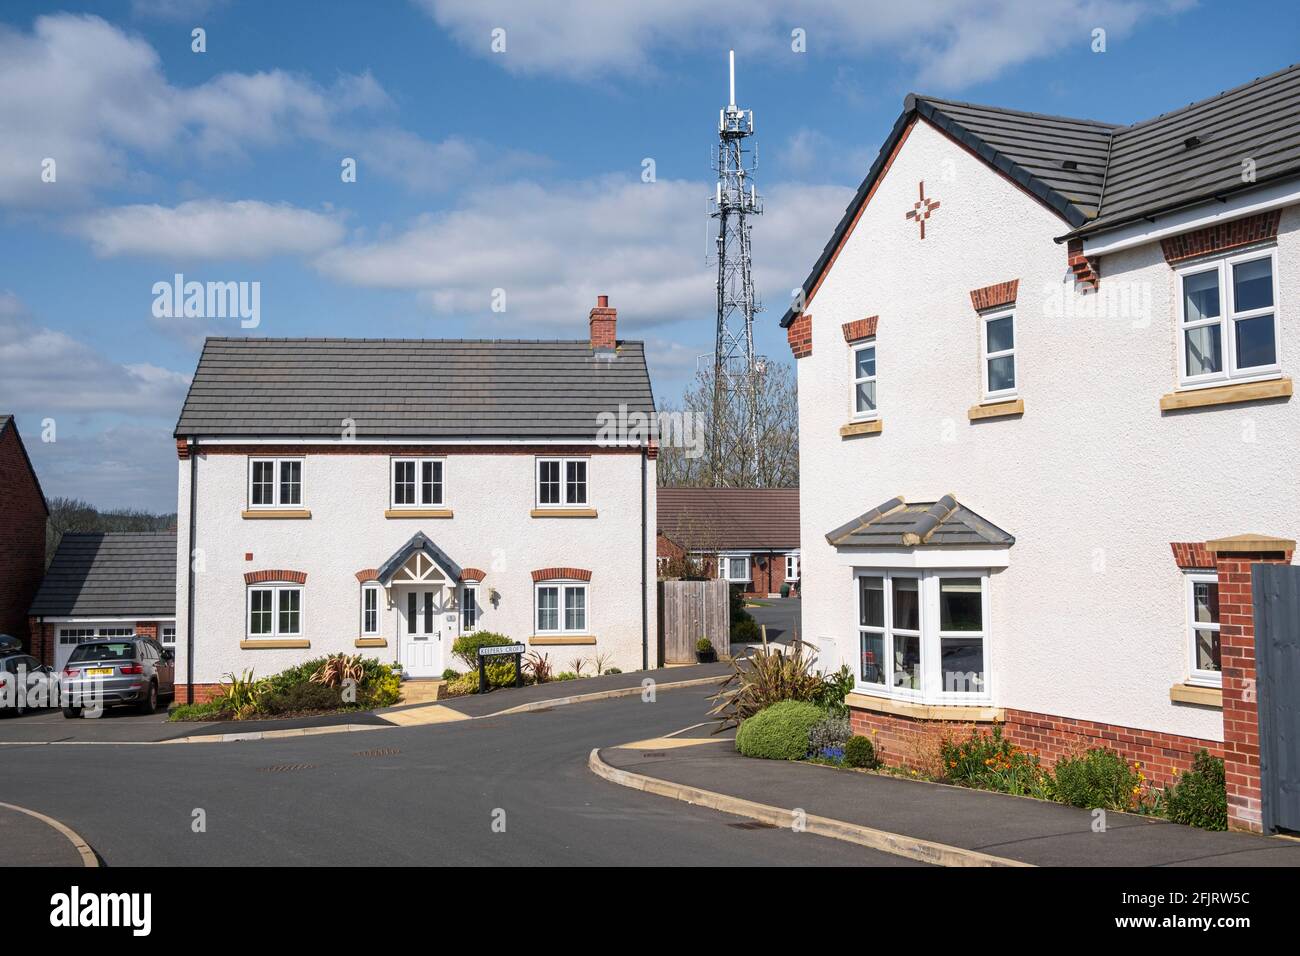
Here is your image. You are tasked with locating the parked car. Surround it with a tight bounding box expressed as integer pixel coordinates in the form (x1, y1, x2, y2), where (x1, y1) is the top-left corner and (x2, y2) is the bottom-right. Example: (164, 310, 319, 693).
(61, 637, 175, 718)
(0, 652, 56, 716)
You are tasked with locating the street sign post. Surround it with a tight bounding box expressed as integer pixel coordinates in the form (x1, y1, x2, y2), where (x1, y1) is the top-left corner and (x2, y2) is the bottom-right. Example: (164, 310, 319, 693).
(477, 643, 526, 693)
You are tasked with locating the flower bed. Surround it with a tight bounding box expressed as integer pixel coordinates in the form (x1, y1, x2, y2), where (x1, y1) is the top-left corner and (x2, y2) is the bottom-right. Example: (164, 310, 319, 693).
(168, 654, 400, 721)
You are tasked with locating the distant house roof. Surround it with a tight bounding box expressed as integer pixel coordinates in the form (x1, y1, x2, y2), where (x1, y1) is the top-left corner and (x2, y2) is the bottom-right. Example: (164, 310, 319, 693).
(0, 414, 49, 516)
(658, 487, 799, 551)
(826, 495, 1014, 549)
(782, 63, 1300, 327)
(174, 337, 655, 440)
(29, 532, 176, 618)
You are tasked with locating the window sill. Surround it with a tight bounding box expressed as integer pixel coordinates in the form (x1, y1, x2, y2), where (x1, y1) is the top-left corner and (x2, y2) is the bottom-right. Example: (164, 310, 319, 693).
(239, 639, 310, 649)
(529, 635, 597, 645)
(1169, 682, 1222, 707)
(384, 508, 453, 518)
(968, 398, 1024, 421)
(530, 508, 598, 518)
(241, 509, 311, 519)
(845, 691, 1003, 723)
(355, 638, 388, 648)
(840, 419, 882, 438)
(1159, 377, 1292, 412)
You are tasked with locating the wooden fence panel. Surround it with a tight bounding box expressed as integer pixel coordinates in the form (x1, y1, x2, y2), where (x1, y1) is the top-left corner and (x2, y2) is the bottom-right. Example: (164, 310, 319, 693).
(658, 579, 731, 663)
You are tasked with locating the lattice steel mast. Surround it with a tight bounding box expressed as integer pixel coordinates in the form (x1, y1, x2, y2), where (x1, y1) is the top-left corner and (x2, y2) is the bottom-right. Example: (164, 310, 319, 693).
(708, 50, 765, 484)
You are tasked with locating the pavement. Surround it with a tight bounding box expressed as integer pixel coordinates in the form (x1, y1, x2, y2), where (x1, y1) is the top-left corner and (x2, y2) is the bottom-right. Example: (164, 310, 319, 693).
(596, 734, 1300, 867)
(0, 802, 96, 867)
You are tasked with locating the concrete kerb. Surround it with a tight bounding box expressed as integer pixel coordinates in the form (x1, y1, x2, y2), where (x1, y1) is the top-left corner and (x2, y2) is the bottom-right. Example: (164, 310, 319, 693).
(0, 675, 728, 747)
(587, 747, 1032, 868)
(0, 801, 99, 867)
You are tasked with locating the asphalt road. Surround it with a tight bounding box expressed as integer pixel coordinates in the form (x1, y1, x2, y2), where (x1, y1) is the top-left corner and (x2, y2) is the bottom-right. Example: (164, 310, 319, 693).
(0, 685, 917, 866)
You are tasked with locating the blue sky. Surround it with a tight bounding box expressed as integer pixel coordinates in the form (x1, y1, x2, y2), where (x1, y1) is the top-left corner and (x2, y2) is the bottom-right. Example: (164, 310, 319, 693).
(2, 0, 1297, 510)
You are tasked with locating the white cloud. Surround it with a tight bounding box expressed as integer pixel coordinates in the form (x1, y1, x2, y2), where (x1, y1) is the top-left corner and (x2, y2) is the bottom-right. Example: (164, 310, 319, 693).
(417, 0, 1187, 88)
(76, 199, 346, 259)
(315, 175, 851, 334)
(131, 0, 228, 21)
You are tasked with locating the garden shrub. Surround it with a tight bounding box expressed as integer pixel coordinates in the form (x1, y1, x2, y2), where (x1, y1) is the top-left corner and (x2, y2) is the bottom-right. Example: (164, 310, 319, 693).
(730, 616, 760, 644)
(844, 735, 879, 769)
(1164, 751, 1227, 830)
(169, 699, 227, 721)
(808, 714, 852, 759)
(259, 682, 343, 715)
(451, 631, 514, 670)
(814, 665, 854, 718)
(1052, 748, 1144, 811)
(735, 701, 825, 760)
(441, 668, 460, 681)
(940, 726, 1053, 798)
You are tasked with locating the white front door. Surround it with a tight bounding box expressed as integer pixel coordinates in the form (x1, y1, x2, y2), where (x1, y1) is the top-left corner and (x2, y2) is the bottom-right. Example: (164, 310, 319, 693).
(399, 587, 444, 677)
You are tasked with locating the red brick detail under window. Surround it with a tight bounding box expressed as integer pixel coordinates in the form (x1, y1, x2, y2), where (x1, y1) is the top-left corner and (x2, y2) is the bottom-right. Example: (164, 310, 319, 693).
(841, 316, 879, 343)
(969, 280, 1019, 312)
(787, 313, 812, 359)
(355, 568, 379, 583)
(847, 705, 1222, 792)
(244, 569, 307, 585)
(1160, 210, 1282, 265)
(1067, 239, 1100, 290)
(531, 567, 592, 582)
(1170, 541, 1214, 570)
(176, 439, 190, 460)
(460, 568, 486, 582)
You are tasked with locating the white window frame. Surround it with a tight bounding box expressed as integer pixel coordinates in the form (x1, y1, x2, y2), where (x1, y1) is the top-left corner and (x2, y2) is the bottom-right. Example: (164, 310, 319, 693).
(535, 457, 589, 508)
(246, 584, 303, 640)
(718, 553, 751, 584)
(1175, 248, 1281, 390)
(854, 569, 992, 705)
(980, 308, 1017, 402)
(785, 552, 800, 581)
(161, 625, 176, 646)
(247, 458, 304, 509)
(1185, 571, 1222, 687)
(389, 457, 445, 509)
(534, 581, 589, 635)
(849, 340, 879, 421)
(360, 583, 381, 637)
(461, 584, 479, 633)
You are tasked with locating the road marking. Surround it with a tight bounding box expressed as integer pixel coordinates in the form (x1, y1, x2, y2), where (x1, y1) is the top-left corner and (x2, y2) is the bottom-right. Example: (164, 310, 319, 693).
(587, 747, 1033, 868)
(0, 801, 98, 867)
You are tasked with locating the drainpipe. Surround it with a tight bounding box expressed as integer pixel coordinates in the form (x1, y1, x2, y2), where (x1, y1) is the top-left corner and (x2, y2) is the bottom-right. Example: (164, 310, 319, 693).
(640, 447, 648, 671)
(185, 439, 197, 704)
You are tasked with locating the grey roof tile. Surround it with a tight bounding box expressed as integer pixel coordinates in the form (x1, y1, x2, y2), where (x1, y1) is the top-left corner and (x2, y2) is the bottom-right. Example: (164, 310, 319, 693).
(826, 495, 1014, 549)
(175, 338, 656, 439)
(30, 532, 176, 617)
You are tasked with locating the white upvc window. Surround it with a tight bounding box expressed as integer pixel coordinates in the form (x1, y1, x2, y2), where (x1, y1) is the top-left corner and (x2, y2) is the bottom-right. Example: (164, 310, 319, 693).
(1176, 248, 1280, 389)
(461, 584, 479, 633)
(1185, 572, 1221, 687)
(57, 627, 97, 646)
(980, 309, 1016, 401)
(718, 553, 751, 583)
(390, 457, 444, 508)
(360, 584, 381, 637)
(785, 553, 800, 581)
(247, 584, 303, 639)
(536, 458, 588, 507)
(856, 570, 990, 703)
(248, 458, 303, 509)
(161, 625, 176, 645)
(534, 582, 588, 634)
(850, 341, 878, 420)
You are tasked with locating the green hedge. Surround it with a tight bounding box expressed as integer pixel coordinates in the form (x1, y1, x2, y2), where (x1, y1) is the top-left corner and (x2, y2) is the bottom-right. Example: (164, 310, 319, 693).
(735, 700, 825, 760)
(1164, 751, 1227, 830)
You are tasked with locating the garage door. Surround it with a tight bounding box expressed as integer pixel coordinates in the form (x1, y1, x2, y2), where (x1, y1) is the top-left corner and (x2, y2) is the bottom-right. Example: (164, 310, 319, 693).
(55, 625, 136, 671)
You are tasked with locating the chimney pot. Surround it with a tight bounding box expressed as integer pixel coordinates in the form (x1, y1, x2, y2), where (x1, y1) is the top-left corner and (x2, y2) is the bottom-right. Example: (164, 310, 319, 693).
(597, 294, 609, 308)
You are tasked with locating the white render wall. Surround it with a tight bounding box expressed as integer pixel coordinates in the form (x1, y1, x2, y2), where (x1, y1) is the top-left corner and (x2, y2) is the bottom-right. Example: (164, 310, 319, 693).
(174, 447, 657, 686)
(797, 118, 1300, 742)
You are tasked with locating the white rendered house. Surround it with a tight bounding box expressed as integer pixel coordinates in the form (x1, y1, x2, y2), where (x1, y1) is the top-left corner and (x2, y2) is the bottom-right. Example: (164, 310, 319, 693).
(783, 66, 1300, 830)
(173, 297, 658, 699)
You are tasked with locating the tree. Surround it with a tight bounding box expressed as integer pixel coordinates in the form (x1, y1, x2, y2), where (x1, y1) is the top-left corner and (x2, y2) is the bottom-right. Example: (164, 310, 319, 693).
(657, 361, 798, 488)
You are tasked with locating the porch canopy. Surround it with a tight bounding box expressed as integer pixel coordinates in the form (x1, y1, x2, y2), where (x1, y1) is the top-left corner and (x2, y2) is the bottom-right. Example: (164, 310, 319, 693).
(375, 532, 464, 586)
(826, 495, 1014, 549)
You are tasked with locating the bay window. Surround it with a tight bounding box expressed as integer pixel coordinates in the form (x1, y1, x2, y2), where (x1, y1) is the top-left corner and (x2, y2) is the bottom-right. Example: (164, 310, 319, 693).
(1177, 249, 1279, 388)
(856, 569, 989, 701)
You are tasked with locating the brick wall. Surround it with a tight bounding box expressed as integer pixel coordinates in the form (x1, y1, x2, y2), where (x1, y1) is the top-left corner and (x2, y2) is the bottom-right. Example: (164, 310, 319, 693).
(0, 423, 47, 644)
(174, 683, 223, 704)
(1160, 209, 1282, 265)
(848, 704, 1221, 791)
(787, 313, 812, 359)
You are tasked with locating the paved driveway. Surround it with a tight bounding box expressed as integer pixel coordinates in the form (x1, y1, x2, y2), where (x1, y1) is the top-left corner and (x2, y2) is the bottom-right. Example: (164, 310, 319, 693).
(739, 597, 802, 646)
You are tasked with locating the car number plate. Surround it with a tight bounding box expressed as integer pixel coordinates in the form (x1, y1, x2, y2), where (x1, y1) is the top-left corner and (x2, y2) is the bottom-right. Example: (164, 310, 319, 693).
(86, 667, 114, 676)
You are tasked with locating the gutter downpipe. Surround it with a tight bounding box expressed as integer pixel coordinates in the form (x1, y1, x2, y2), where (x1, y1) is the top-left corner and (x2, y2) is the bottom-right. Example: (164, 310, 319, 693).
(185, 438, 197, 704)
(641, 447, 649, 671)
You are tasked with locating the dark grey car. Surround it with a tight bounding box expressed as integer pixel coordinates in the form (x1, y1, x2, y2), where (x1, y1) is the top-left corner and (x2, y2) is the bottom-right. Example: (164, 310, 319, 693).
(0, 652, 57, 716)
(61, 637, 175, 717)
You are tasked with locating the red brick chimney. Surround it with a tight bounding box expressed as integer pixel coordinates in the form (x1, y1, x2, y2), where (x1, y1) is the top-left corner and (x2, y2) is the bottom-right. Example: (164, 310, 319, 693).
(589, 295, 617, 351)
